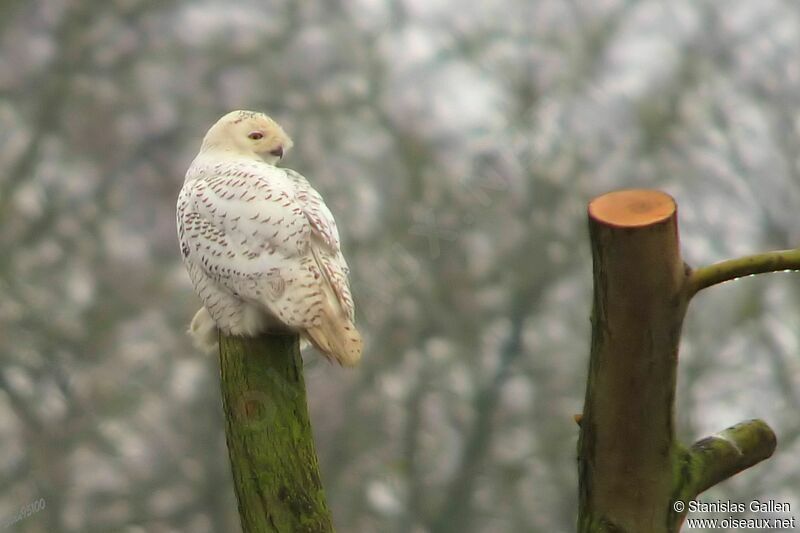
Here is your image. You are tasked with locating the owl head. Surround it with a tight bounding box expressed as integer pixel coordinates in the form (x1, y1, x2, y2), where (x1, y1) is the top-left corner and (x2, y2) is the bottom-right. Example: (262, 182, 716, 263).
(201, 110, 294, 165)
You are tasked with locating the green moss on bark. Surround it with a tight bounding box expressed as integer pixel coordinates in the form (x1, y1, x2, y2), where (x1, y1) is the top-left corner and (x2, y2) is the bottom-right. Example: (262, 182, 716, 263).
(219, 334, 334, 533)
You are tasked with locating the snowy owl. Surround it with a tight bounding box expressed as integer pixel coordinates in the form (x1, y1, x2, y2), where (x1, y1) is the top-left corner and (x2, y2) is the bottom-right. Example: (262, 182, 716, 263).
(177, 110, 362, 366)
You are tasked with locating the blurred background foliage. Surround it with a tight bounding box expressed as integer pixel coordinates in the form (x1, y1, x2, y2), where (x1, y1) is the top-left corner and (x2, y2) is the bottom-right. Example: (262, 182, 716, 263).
(1, 0, 799, 531)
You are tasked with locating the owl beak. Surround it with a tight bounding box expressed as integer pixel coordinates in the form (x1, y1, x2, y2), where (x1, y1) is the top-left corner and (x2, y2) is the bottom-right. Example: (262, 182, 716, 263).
(269, 146, 284, 159)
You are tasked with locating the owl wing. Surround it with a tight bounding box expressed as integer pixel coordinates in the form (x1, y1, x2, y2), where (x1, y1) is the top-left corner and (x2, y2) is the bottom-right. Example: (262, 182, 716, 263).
(283, 168, 355, 321)
(283, 168, 341, 251)
(282, 167, 361, 364)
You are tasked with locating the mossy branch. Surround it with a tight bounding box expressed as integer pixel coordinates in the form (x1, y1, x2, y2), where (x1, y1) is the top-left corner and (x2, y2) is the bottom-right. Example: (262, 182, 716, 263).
(219, 333, 334, 533)
(688, 249, 800, 298)
(684, 419, 776, 496)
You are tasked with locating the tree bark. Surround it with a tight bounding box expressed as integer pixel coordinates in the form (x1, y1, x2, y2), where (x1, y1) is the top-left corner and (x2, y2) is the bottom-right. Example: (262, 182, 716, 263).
(219, 333, 334, 533)
(578, 189, 777, 532)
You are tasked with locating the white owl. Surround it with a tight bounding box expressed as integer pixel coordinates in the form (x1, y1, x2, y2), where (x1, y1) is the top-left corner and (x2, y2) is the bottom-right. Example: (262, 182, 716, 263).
(177, 110, 362, 366)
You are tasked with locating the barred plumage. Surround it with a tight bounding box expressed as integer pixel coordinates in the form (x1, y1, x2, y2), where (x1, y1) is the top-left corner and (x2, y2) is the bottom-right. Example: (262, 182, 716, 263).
(177, 110, 362, 366)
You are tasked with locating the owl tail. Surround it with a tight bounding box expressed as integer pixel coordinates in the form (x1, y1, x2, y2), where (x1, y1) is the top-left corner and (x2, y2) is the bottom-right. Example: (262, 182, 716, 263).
(304, 284, 363, 366)
(305, 317, 362, 367)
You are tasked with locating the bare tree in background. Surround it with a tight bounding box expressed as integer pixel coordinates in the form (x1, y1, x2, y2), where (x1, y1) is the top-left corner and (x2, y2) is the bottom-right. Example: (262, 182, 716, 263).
(1, 1, 799, 532)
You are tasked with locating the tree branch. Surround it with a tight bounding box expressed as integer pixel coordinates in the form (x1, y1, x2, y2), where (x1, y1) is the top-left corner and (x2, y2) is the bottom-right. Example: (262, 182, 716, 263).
(685, 419, 776, 496)
(688, 249, 800, 298)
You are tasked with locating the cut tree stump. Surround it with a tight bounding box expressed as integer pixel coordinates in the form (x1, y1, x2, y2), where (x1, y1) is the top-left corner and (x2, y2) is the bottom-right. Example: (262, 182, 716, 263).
(578, 189, 778, 532)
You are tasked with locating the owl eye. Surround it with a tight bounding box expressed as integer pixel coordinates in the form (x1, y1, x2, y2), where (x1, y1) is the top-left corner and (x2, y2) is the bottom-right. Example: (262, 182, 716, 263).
(248, 131, 264, 140)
